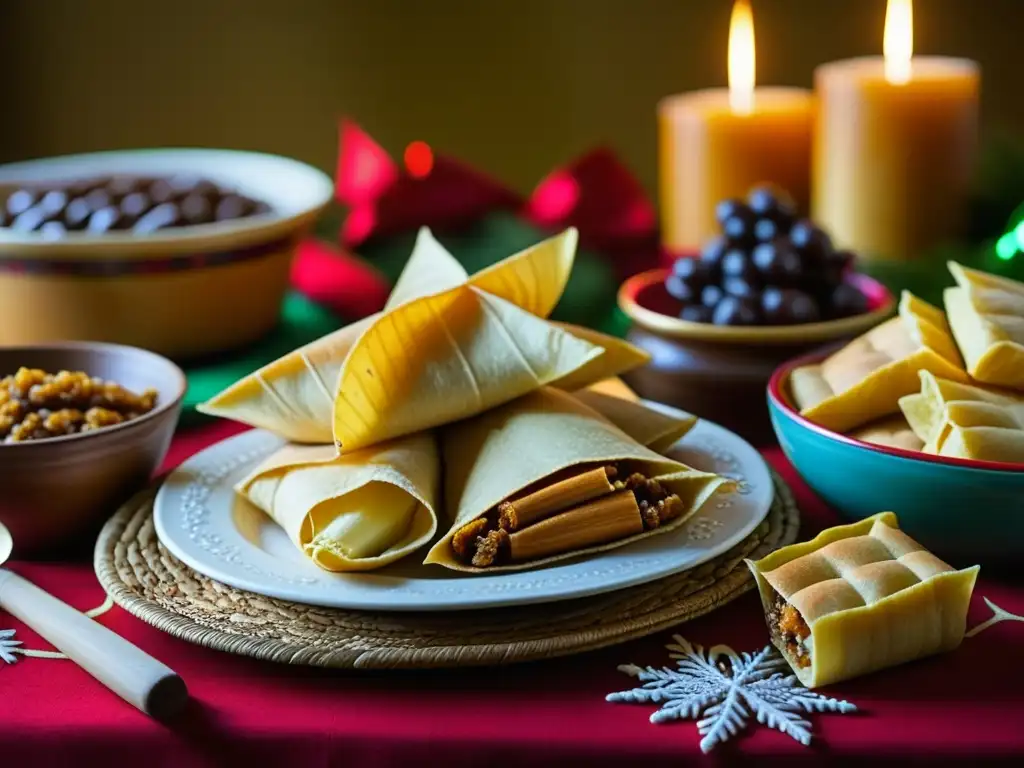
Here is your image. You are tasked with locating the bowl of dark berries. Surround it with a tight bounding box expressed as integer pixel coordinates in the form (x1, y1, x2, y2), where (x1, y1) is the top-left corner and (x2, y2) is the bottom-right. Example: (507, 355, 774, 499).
(618, 185, 895, 444)
(0, 149, 333, 359)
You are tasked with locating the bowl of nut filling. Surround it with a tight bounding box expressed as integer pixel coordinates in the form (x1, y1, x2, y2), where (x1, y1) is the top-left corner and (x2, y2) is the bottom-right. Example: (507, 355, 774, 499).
(0, 148, 333, 359)
(0, 342, 185, 555)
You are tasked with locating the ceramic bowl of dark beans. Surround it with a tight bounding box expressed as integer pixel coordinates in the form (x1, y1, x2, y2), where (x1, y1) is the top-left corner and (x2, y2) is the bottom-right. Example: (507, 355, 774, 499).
(0, 149, 333, 359)
(618, 185, 895, 444)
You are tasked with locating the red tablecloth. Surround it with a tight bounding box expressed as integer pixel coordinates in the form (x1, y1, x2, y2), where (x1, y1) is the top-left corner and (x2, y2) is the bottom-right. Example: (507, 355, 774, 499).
(2, 246, 1022, 767)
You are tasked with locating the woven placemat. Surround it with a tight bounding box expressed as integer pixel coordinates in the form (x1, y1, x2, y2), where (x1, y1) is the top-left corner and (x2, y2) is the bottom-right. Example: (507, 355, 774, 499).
(94, 470, 800, 670)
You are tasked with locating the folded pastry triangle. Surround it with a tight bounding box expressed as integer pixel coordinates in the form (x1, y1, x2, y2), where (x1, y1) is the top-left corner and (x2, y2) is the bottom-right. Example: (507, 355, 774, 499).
(945, 262, 1024, 391)
(199, 227, 621, 447)
(789, 291, 967, 432)
(898, 369, 1024, 462)
(197, 227, 469, 442)
(385, 227, 470, 311)
(332, 288, 606, 452)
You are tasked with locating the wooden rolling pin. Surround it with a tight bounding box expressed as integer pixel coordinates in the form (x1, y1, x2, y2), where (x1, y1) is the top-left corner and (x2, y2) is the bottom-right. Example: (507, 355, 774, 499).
(0, 569, 188, 720)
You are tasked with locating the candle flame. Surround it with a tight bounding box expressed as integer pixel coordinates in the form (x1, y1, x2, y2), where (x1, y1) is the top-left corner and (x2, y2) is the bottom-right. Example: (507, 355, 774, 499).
(728, 0, 755, 115)
(884, 0, 913, 85)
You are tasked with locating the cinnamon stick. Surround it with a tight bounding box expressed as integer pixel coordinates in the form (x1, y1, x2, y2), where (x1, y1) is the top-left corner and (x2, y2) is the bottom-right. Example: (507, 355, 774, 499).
(498, 465, 617, 531)
(507, 490, 644, 562)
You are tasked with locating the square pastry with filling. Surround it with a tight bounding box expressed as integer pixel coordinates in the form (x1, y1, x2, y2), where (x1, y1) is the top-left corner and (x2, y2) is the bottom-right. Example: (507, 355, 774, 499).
(746, 512, 979, 688)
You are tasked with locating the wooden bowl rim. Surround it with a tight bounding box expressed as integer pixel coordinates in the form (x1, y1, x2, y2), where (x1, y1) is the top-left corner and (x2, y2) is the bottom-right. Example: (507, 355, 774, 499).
(0, 341, 186, 451)
(618, 267, 896, 345)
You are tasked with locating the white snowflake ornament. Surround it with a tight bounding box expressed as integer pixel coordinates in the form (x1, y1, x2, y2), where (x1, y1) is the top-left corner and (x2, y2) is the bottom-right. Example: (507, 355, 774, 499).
(607, 635, 857, 753)
(0, 629, 22, 665)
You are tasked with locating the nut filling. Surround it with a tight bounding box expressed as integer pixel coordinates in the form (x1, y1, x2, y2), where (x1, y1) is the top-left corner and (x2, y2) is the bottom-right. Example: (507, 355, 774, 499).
(0, 367, 158, 442)
(451, 464, 685, 568)
(767, 588, 812, 669)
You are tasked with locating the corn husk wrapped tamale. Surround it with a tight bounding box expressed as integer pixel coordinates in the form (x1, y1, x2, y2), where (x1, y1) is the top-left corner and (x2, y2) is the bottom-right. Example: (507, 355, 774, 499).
(199, 227, 649, 450)
(237, 432, 439, 571)
(238, 388, 696, 572)
(425, 388, 730, 573)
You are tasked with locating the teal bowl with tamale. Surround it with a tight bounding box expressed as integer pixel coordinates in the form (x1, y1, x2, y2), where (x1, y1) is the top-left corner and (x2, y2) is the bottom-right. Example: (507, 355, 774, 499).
(767, 350, 1024, 566)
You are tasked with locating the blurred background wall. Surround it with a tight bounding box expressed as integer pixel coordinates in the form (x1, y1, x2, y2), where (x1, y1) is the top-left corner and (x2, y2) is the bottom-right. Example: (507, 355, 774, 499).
(1, 0, 1021, 197)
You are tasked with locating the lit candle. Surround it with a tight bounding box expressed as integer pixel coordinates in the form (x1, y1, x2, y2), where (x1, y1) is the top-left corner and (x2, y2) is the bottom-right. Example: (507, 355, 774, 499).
(812, 0, 980, 262)
(658, 0, 813, 253)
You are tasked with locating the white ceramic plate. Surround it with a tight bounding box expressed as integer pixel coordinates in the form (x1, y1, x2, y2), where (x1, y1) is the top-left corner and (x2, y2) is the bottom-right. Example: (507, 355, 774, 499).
(154, 406, 773, 612)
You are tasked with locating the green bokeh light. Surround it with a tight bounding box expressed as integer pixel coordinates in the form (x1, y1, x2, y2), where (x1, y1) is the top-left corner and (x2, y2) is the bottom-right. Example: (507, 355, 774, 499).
(998, 231, 1020, 261)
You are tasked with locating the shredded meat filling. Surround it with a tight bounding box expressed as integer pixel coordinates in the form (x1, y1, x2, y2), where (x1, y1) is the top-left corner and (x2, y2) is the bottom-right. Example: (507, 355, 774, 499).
(767, 589, 811, 669)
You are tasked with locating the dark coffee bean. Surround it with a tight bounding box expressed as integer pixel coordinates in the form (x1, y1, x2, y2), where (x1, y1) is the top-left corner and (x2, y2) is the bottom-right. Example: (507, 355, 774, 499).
(38, 190, 69, 217)
(752, 240, 803, 285)
(827, 283, 869, 318)
(700, 236, 729, 277)
(85, 188, 113, 212)
(712, 295, 760, 326)
(722, 209, 756, 245)
(133, 202, 182, 233)
(148, 179, 180, 205)
(715, 199, 746, 226)
(40, 220, 67, 240)
(0, 208, 11, 227)
(665, 274, 697, 304)
(88, 206, 129, 233)
(120, 192, 152, 219)
(215, 195, 253, 221)
(679, 304, 714, 323)
(672, 256, 707, 286)
(64, 198, 92, 230)
(721, 248, 758, 282)
(6, 189, 38, 217)
(107, 175, 149, 199)
(11, 206, 47, 232)
(789, 219, 834, 266)
(701, 284, 725, 309)
(180, 194, 214, 225)
(722, 276, 759, 300)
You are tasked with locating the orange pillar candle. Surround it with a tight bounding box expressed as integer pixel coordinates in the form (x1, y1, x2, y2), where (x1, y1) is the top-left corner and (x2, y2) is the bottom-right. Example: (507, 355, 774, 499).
(658, 0, 813, 254)
(812, 0, 980, 262)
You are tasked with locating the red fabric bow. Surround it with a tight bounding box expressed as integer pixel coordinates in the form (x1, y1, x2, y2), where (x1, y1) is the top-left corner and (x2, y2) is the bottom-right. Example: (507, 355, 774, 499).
(335, 121, 522, 248)
(523, 146, 664, 279)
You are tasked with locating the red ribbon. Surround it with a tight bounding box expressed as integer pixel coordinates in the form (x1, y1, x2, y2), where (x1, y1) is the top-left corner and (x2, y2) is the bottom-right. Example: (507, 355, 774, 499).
(336, 120, 668, 278)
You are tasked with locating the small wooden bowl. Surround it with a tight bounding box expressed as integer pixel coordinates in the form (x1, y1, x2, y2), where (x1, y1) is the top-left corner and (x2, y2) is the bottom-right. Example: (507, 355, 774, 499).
(0, 149, 333, 360)
(0, 343, 185, 556)
(617, 266, 895, 445)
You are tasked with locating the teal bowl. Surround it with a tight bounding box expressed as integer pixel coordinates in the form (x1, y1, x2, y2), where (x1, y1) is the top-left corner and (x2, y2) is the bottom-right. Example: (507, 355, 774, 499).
(768, 350, 1024, 566)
